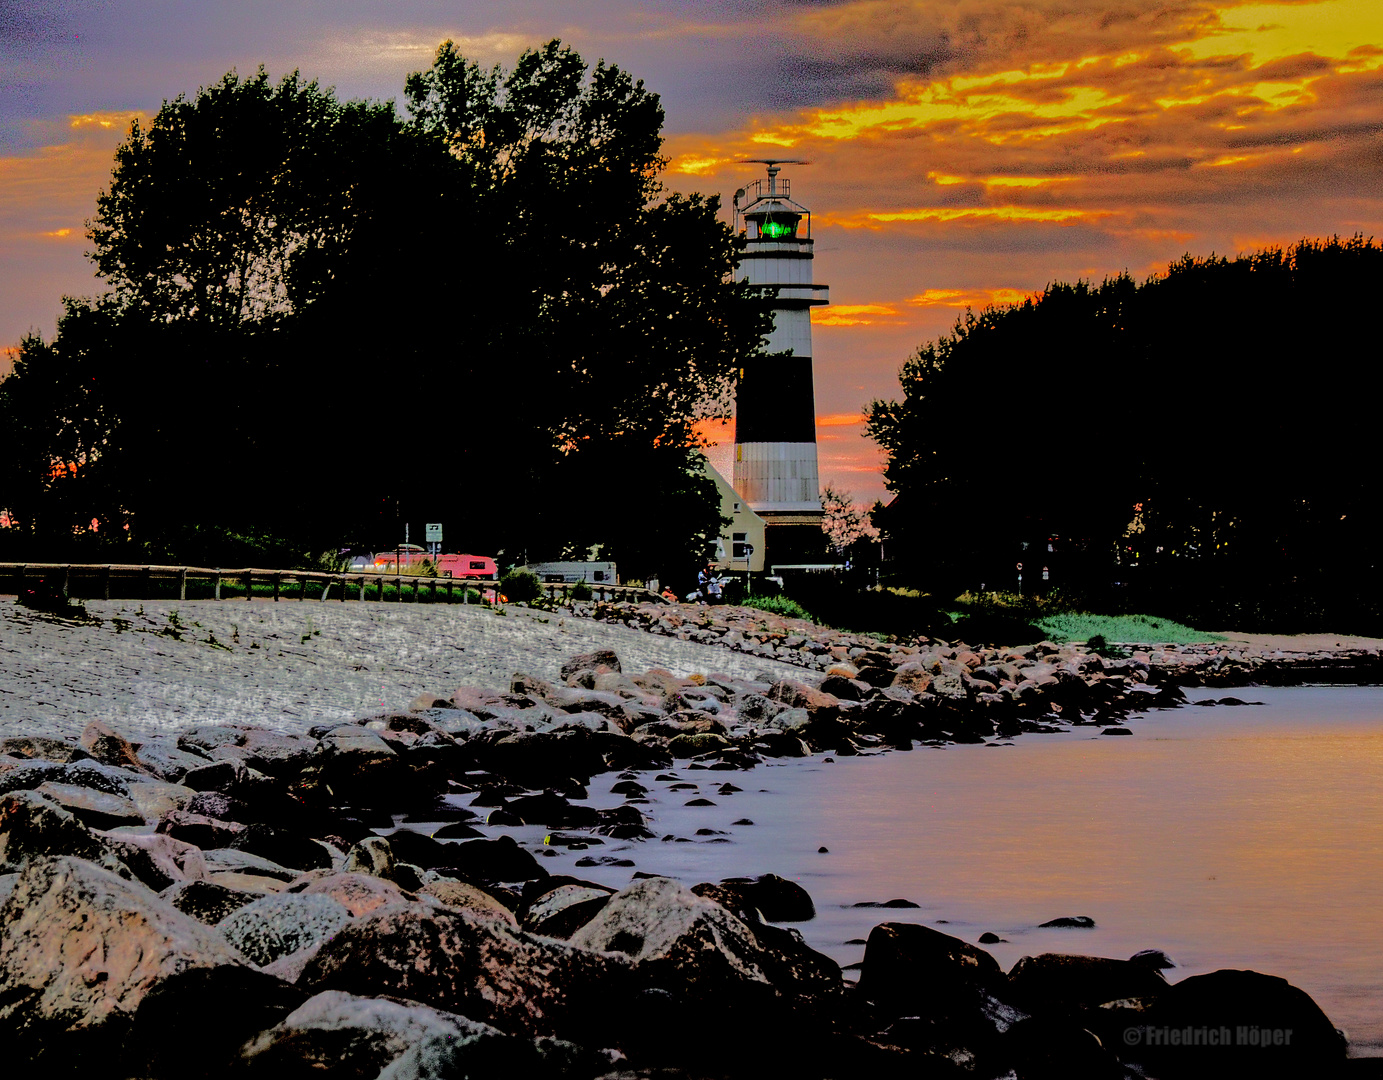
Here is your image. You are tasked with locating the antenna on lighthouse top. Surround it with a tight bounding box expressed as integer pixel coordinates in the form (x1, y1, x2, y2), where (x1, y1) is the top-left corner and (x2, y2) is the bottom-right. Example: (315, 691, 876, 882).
(738, 158, 810, 196)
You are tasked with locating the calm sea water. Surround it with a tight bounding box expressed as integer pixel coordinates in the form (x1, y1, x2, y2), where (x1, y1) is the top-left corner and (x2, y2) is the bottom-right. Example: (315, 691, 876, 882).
(456, 686, 1383, 1055)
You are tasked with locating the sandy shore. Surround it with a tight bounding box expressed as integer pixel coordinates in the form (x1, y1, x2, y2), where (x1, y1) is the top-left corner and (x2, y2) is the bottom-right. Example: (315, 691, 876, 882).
(0, 598, 808, 742)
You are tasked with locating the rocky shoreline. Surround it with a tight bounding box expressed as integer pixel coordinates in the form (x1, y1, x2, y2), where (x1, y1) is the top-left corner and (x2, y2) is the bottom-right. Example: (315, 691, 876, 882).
(1, 616, 1375, 1076)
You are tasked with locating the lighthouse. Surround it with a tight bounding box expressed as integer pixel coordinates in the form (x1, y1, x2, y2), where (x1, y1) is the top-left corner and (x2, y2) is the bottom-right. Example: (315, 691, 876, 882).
(732, 161, 829, 560)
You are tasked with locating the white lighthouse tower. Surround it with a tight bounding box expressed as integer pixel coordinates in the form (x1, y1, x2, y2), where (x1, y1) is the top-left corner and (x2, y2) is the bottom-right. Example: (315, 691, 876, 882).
(732, 161, 829, 552)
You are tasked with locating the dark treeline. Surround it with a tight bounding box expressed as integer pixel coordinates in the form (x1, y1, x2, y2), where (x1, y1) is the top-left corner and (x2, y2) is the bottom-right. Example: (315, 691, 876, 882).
(867, 236, 1383, 634)
(0, 42, 772, 581)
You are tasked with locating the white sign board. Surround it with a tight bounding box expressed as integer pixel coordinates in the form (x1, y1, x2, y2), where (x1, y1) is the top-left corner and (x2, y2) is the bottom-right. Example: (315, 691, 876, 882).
(425, 523, 443, 543)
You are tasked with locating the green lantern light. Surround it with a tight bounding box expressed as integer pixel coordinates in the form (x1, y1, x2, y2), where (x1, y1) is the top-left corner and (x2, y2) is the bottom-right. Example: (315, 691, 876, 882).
(761, 220, 794, 238)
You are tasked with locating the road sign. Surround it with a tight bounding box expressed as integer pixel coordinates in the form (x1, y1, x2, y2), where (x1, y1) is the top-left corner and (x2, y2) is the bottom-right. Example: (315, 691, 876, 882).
(425, 523, 443, 543)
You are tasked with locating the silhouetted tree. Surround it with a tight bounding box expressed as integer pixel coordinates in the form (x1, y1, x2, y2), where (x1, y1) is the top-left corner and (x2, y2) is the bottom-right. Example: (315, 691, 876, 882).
(866, 236, 1383, 632)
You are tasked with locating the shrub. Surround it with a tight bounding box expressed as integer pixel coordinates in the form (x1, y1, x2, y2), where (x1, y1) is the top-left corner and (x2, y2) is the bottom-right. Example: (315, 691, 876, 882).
(499, 568, 542, 603)
(741, 594, 813, 621)
(570, 581, 593, 601)
(17, 576, 89, 621)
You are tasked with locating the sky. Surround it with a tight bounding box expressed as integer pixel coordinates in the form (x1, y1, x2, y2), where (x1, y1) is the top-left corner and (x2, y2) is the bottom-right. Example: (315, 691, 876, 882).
(2, 1, 1381, 504)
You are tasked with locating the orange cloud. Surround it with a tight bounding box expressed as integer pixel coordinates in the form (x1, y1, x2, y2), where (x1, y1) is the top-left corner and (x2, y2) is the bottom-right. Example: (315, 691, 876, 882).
(812, 304, 904, 326)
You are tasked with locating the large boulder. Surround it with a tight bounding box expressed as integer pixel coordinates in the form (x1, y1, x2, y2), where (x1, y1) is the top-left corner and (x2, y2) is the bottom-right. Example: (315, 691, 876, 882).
(857, 921, 1005, 1019)
(298, 904, 628, 1040)
(296, 872, 412, 917)
(127, 965, 308, 1079)
(0, 856, 247, 1064)
(218, 893, 353, 967)
(79, 721, 145, 772)
(30, 784, 146, 835)
(1007, 952, 1168, 1015)
(713, 873, 816, 922)
(522, 884, 612, 939)
(1127, 968, 1348, 1079)
(239, 990, 504, 1078)
(560, 649, 623, 682)
(570, 876, 776, 1008)
(162, 879, 260, 925)
(0, 789, 126, 875)
(421, 878, 517, 924)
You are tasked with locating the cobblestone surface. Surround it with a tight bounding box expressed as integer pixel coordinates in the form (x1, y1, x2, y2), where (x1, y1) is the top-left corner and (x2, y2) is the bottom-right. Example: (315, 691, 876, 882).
(0, 599, 808, 741)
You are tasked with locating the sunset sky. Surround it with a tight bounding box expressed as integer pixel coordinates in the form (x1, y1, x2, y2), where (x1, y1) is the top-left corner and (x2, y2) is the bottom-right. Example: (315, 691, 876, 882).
(3, 1, 1381, 503)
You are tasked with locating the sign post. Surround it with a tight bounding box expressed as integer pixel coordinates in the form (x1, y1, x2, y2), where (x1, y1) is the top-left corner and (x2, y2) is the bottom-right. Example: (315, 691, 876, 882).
(425, 523, 443, 559)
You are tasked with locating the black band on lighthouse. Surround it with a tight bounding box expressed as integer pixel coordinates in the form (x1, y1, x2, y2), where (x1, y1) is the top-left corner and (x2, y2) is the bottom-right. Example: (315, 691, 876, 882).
(734, 354, 817, 443)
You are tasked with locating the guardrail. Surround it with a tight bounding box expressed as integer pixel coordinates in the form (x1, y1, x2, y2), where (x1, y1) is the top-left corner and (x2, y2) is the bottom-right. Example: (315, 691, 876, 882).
(0, 562, 667, 606)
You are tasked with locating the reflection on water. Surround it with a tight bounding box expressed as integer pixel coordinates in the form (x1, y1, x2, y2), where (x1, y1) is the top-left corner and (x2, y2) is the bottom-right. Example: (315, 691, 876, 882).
(486, 686, 1383, 1055)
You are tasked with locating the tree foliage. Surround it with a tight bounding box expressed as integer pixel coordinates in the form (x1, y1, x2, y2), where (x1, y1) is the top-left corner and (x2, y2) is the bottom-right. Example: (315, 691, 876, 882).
(0, 44, 770, 580)
(866, 236, 1383, 632)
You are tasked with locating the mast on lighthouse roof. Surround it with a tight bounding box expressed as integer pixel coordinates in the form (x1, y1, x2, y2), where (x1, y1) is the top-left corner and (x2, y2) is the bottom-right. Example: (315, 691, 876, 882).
(731, 161, 829, 554)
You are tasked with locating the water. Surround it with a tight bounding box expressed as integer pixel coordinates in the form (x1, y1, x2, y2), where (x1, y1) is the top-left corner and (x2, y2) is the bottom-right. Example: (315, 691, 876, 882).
(453, 686, 1383, 1055)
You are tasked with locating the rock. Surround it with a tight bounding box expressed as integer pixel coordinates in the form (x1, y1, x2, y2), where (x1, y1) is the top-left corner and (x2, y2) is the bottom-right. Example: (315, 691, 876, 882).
(200, 847, 300, 883)
(33, 781, 146, 830)
(0, 789, 124, 875)
(162, 879, 260, 924)
(135, 739, 213, 783)
(96, 829, 206, 891)
(129, 966, 307, 1079)
(1007, 953, 1168, 1015)
(0, 735, 90, 763)
(234, 822, 334, 872)
(218, 893, 353, 967)
(342, 836, 394, 879)
(570, 876, 775, 1009)
(1129, 947, 1176, 970)
(857, 921, 1005, 1019)
(158, 808, 247, 849)
(1039, 915, 1096, 928)
(667, 732, 731, 757)
(1129, 968, 1348, 1079)
(522, 884, 611, 939)
(79, 721, 146, 771)
(0, 856, 247, 1062)
(182, 760, 245, 793)
(445, 834, 549, 884)
(420, 879, 517, 923)
(238, 989, 502, 1078)
(296, 872, 412, 917)
(713, 873, 817, 922)
(560, 649, 623, 682)
(125, 780, 196, 820)
(299, 904, 627, 1040)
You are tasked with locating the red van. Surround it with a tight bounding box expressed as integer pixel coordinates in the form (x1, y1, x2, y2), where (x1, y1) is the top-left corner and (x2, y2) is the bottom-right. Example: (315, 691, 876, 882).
(435, 554, 498, 580)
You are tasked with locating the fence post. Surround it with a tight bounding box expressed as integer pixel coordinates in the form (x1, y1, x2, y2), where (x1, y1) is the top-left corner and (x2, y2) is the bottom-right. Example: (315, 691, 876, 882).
(178, 567, 188, 601)
(339, 574, 346, 602)
(357, 576, 365, 602)
(15, 565, 24, 597)
(245, 570, 253, 600)
(376, 576, 383, 601)
(103, 565, 111, 601)
(61, 565, 71, 600)
(143, 566, 152, 599)
(214, 570, 221, 601)
(273, 574, 281, 601)
(300, 576, 308, 602)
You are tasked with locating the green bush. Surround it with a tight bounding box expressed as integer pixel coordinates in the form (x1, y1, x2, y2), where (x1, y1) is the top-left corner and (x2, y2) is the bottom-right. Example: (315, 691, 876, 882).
(499, 568, 542, 603)
(570, 581, 593, 601)
(741, 595, 813, 621)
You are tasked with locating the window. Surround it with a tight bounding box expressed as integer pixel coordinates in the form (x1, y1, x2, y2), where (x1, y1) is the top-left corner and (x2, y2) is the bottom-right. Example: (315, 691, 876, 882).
(594, 571, 607, 582)
(469, 561, 486, 570)
(732, 532, 748, 560)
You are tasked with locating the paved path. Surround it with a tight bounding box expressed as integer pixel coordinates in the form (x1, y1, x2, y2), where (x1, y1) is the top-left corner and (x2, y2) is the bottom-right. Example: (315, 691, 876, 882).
(0, 599, 807, 742)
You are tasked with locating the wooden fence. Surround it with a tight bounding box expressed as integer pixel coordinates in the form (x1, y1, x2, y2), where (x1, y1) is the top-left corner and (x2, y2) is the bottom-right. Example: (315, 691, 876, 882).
(0, 563, 666, 606)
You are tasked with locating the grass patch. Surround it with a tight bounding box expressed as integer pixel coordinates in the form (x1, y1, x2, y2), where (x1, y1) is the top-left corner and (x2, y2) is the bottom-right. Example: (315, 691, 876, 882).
(740, 595, 814, 621)
(1036, 612, 1226, 645)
